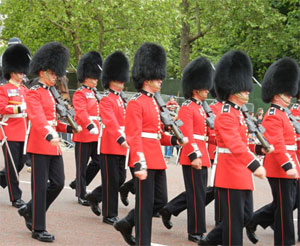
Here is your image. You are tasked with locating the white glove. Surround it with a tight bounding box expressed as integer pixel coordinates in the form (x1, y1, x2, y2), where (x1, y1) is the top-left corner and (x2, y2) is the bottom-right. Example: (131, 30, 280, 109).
(89, 127, 99, 135)
(20, 102, 27, 111)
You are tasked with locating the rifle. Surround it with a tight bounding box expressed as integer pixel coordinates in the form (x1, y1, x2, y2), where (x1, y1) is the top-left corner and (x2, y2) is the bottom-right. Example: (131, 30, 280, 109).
(120, 91, 128, 107)
(202, 100, 216, 129)
(154, 92, 185, 144)
(50, 86, 80, 133)
(241, 104, 272, 153)
(284, 107, 300, 134)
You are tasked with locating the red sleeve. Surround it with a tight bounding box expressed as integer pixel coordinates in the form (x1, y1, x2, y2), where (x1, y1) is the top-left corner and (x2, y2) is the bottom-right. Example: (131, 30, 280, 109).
(73, 91, 91, 128)
(0, 86, 18, 115)
(100, 96, 123, 143)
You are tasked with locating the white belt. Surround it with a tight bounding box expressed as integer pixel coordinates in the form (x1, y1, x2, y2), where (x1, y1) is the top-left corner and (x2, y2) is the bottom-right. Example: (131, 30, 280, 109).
(141, 132, 161, 140)
(217, 147, 231, 154)
(2, 113, 27, 122)
(120, 126, 125, 131)
(193, 134, 208, 141)
(89, 116, 101, 121)
(286, 145, 297, 151)
(48, 120, 57, 126)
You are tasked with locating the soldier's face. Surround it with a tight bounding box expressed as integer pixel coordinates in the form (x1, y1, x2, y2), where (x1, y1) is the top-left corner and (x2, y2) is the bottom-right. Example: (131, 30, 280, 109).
(10, 72, 24, 83)
(147, 79, 162, 92)
(235, 91, 249, 104)
(43, 70, 57, 86)
(85, 78, 98, 88)
(197, 89, 209, 101)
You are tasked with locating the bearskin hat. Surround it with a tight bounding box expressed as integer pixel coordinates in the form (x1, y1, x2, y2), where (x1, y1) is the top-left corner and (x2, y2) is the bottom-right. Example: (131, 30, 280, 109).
(2, 44, 31, 80)
(101, 51, 129, 89)
(77, 51, 103, 83)
(181, 57, 213, 99)
(214, 50, 253, 101)
(29, 42, 69, 77)
(132, 42, 166, 90)
(209, 83, 217, 99)
(8, 37, 21, 47)
(261, 57, 299, 103)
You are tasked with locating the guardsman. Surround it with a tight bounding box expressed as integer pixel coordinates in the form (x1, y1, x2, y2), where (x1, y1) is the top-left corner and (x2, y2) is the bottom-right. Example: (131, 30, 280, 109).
(114, 42, 187, 246)
(0, 43, 30, 208)
(18, 42, 72, 242)
(72, 51, 102, 206)
(199, 51, 266, 246)
(85, 51, 129, 224)
(160, 57, 214, 243)
(245, 58, 299, 246)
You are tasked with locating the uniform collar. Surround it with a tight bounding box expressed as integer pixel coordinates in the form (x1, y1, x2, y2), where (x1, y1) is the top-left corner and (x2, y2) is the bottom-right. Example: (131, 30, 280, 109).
(271, 103, 285, 112)
(8, 79, 21, 88)
(82, 84, 92, 90)
(226, 101, 241, 111)
(109, 88, 120, 96)
(38, 81, 50, 90)
(140, 89, 154, 98)
(191, 97, 202, 106)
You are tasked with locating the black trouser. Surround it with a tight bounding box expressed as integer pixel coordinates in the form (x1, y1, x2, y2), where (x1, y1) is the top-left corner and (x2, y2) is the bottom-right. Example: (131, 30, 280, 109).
(27, 153, 64, 231)
(100, 154, 126, 217)
(2, 141, 25, 202)
(74, 142, 100, 199)
(135, 169, 168, 246)
(206, 188, 253, 245)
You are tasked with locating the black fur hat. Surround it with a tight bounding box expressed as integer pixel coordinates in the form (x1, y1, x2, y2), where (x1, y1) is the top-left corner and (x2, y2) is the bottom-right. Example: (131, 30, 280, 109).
(77, 51, 103, 83)
(261, 57, 299, 103)
(214, 50, 253, 101)
(101, 51, 129, 89)
(132, 42, 166, 90)
(2, 44, 31, 80)
(29, 42, 69, 77)
(182, 57, 213, 99)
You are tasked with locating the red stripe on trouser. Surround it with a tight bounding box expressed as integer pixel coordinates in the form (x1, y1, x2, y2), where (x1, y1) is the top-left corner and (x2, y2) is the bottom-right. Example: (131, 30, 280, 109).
(278, 179, 284, 246)
(227, 189, 231, 245)
(105, 155, 109, 216)
(190, 167, 197, 233)
(32, 155, 35, 230)
(78, 143, 81, 197)
(138, 180, 142, 246)
(4, 146, 14, 201)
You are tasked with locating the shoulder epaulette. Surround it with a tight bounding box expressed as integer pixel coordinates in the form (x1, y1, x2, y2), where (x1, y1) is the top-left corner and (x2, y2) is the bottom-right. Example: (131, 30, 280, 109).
(76, 86, 85, 92)
(221, 103, 230, 113)
(130, 93, 142, 101)
(30, 84, 41, 90)
(268, 107, 276, 115)
(182, 100, 192, 106)
(292, 103, 300, 110)
(103, 91, 109, 97)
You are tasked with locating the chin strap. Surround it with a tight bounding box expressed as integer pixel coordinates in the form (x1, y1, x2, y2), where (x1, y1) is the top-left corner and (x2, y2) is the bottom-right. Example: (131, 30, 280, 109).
(235, 92, 248, 103)
(148, 80, 161, 90)
(279, 94, 290, 105)
(111, 81, 124, 89)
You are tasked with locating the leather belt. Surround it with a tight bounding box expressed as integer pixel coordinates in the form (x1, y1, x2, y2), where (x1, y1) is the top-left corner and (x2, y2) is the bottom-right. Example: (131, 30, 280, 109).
(286, 145, 297, 151)
(193, 134, 208, 141)
(217, 147, 231, 154)
(141, 132, 161, 140)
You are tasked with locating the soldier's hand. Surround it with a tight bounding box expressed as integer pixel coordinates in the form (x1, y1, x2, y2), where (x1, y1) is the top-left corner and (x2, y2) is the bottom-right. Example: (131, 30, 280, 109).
(135, 170, 147, 180)
(262, 144, 274, 154)
(89, 127, 99, 135)
(191, 158, 202, 169)
(254, 166, 266, 179)
(286, 168, 299, 179)
(50, 138, 60, 146)
(76, 126, 83, 133)
(121, 141, 129, 149)
(178, 137, 188, 146)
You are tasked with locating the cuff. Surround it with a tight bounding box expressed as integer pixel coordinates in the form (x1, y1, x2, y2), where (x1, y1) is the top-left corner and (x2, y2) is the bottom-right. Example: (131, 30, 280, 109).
(281, 161, 293, 172)
(188, 152, 200, 162)
(254, 145, 264, 156)
(66, 125, 73, 133)
(45, 133, 53, 142)
(87, 123, 95, 131)
(247, 159, 261, 172)
(171, 136, 177, 146)
(117, 136, 126, 145)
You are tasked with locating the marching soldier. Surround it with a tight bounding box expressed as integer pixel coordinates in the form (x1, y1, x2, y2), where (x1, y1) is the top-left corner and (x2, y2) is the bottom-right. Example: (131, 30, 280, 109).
(85, 51, 129, 224)
(246, 58, 299, 246)
(18, 42, 73, 242)
(160, 57, 214, 243)
(72, 51, 102, 206)
(199, 51, 266, 245)
(0, 43, 30, 208)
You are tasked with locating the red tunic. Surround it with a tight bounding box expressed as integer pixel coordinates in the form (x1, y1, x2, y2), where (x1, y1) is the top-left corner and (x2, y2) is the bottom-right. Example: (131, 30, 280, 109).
(178, 99, 213, 166)
(72, 86, 101, 143)
(263, 104, 299, 178)
(0, 81, 28, 141)
(214, 103, 259, 190)
(100, 90, 127, 156)
(26, 83, 68, 155)
(208, 101, 223, 160)
(125, 91, 172, 170)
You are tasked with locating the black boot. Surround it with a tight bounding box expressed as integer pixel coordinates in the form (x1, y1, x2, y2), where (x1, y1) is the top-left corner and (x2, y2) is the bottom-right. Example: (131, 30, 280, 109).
(0, 171, 7, 188)
(85, 193, 101, 216)
(198, 235, 219, 245)
(18, 204, 32, 231)
(69, 180, 76, 189)
(119, 183, 129, 206)
(159, 206, 173, 229)
(113, 218, 135, 245)
(246, 221, 258, 244)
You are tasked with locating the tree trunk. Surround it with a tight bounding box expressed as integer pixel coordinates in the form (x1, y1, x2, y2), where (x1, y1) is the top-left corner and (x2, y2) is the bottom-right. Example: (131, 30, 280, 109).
(180, 0, 190, 72)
